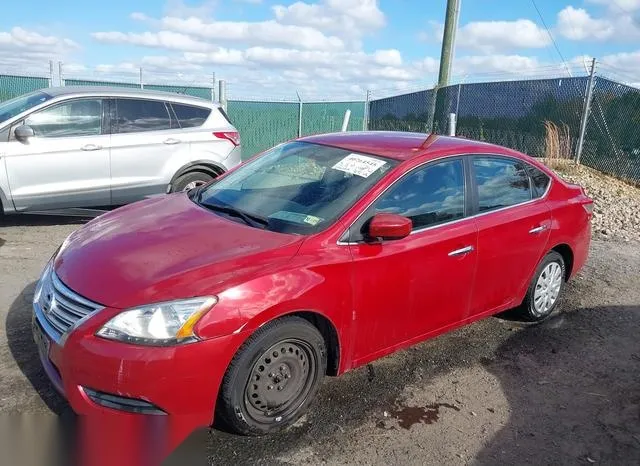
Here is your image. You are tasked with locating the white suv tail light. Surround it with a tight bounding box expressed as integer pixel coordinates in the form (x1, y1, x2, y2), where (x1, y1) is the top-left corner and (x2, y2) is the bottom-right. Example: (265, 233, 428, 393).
(213, 131, 240, 147)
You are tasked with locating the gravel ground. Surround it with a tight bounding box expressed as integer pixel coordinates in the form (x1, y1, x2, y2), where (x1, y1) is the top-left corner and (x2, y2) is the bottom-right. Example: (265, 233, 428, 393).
(549, 162, 640, 243)
(1, 212, 639, 465)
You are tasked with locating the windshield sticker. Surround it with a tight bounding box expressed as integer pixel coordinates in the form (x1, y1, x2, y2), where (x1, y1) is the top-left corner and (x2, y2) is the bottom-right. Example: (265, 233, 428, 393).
(270, 211, 323, 226)
(303, 215, 322, 226)
(332, 154, 387, 178)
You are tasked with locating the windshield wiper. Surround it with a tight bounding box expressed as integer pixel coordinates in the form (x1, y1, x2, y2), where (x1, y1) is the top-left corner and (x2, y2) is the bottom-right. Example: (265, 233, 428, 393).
(200, 201, 269, 229)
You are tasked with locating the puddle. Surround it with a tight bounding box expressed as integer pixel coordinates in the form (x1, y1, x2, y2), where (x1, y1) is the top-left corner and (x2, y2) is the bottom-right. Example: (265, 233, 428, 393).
(386, 403, 460, 429)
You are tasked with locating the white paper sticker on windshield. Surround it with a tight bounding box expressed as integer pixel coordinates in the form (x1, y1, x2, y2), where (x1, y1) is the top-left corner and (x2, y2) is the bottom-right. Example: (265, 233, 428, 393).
(332, 154, 387, 178)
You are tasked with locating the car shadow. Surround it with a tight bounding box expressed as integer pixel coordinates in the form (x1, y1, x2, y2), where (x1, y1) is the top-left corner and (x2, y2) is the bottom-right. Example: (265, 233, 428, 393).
(5, 281, 73, 417)
(0, 214, 94, 228)
(205, 304, 640, 464)
(474, 305, 640, 465)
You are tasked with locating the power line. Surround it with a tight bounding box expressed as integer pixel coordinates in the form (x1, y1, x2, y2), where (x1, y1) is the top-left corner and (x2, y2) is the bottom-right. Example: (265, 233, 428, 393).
(529, 0, 574, 77)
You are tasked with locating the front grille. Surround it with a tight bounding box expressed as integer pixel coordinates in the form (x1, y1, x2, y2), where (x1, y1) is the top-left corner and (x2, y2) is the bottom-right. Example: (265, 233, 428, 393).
(39, 271, 102, 337)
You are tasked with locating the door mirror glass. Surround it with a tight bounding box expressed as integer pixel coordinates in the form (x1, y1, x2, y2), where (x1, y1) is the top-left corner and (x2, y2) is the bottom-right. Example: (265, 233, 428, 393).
(14, 124, 35, 141)
(367, 213, 412, 241)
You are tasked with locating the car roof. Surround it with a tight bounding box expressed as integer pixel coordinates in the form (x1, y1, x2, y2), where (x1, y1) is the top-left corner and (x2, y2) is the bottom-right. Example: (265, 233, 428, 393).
(299, 131, 524, 161)
(41, 86, 216, 106)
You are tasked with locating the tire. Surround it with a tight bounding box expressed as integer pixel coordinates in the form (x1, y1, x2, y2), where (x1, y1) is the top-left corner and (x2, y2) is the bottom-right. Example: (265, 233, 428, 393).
(171, 171, 214, 193)
(216, 316, 327, 436)
(516, 251, 566, 322)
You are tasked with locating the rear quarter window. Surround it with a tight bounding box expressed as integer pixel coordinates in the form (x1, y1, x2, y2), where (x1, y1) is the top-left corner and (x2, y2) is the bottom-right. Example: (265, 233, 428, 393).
(171, 103, 211, 128)
(527, 165, 551, 198)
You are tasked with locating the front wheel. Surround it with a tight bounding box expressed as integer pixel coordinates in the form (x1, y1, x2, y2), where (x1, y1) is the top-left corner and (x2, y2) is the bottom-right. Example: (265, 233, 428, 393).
(171, 171, 214, 193)
(516, 251, 566, 322)
(216, 316, 327, 435)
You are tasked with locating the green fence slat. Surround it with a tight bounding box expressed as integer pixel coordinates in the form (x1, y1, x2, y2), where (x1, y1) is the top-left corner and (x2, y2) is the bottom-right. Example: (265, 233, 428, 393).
(0, 75, 49, 101)
(227, 101, 300, 159)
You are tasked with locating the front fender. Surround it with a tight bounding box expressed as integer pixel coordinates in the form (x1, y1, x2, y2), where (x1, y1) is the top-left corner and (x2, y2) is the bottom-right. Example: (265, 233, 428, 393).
(195, 265, 352, 370)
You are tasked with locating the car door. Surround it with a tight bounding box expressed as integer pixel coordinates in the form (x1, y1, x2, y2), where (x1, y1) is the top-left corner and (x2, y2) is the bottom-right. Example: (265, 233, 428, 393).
(4, 98, 110, 211)
(109, 98, 187, 205)
(347, 158, 478, 363)
(469, 155, 552, 316)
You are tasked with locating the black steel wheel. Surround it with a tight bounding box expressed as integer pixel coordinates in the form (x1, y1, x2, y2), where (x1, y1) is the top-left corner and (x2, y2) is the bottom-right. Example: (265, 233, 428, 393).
(216, 316, 327, 435)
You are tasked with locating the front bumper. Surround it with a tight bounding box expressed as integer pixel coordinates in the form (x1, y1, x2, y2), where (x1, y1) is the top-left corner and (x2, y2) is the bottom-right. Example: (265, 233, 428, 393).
(32, 300, 244, 448)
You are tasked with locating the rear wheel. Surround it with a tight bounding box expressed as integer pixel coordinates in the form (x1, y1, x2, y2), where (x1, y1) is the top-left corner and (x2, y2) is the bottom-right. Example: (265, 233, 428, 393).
(216, 316, 327, 436)
(516, 251, 566, 322)
(171, 171, 214, 193)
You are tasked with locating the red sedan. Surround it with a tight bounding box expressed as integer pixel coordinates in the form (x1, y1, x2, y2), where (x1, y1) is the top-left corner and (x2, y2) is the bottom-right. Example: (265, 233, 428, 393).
(33, 132, 592, 439)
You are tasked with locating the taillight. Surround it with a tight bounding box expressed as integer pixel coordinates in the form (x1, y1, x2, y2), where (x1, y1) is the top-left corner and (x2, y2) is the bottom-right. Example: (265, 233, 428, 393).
(213, 131, 240, 147)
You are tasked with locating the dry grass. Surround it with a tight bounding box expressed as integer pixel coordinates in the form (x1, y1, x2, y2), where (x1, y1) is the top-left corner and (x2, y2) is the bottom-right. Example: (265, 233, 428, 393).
(543, 121, 574, 170)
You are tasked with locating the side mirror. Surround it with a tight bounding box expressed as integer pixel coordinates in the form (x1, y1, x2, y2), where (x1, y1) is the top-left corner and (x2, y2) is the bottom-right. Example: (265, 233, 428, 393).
(14, 125, 35, 142)
(367, 213, 412, 241)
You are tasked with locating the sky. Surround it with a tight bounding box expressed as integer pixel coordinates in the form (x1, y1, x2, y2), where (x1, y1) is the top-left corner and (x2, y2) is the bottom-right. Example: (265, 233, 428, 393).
(2, 0, 640, 99)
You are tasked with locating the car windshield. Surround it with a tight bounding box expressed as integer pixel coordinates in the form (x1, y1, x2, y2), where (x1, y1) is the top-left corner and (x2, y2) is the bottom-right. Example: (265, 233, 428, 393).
(196, 141, 398, 234)
(0, 91, 53, 125)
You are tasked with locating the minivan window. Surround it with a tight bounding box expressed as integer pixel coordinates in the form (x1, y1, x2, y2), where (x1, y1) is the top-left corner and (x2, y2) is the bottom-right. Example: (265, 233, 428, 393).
(373, 159, 466, 230)
(0, 91, 53, 125)
(24, 99, 103, 138)
(474, 157, 531, 212)
(115, 99, 172, 133)
(527, 165, 551, 198)
(172, 103, 210, 128)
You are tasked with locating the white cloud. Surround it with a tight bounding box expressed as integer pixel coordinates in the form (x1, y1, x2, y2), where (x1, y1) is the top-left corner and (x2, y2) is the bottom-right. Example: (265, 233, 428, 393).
(0, 27, 78, 51)
(0, 27, 78, 73)
(157, 16, 345, 51)
(454, 54, 543, 75)
(91, 31, 213, 52)
(373, 49, 402, 67)
(587, 0, 640, 11)
(273, 0, 385, 38)
(456, 19, 551, 53)
(556, 5, 640, 42)
(556, 6, 615, 41)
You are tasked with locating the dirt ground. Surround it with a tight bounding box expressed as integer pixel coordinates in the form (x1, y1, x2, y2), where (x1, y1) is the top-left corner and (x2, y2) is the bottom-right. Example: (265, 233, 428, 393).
(0, 214, 639, 466)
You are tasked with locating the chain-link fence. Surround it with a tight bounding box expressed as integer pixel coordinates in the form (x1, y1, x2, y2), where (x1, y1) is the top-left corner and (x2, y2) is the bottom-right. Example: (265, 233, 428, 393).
(0, 73, 50, 101)
(580, 75, 640, 183)
(370, 68, 640, 184)
(2, 61, 639, 183)
(369, 89, 435, 132)
(227, 100, 366, 157)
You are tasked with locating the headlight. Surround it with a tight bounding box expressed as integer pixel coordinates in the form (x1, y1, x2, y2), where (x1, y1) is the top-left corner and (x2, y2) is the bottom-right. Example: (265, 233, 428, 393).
(96, 297, 217, 346)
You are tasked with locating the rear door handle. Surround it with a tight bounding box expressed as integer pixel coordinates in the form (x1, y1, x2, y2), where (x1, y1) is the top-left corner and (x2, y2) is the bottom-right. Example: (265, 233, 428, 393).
(529, 225, 548, 234)
(81, 144, 102, 151)
(163, 138, 181, 145)
(448, 245, 474, 257)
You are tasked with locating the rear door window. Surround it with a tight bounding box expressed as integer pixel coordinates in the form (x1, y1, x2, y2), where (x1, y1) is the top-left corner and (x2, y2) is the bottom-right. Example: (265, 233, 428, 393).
(114, 99, 172, 133)
(473, 157, 532, 213)
(171, 103, 211, 128)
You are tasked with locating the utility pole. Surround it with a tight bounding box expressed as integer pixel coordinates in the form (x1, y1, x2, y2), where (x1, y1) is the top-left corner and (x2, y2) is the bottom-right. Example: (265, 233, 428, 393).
(429, 0, 461, 132)
(437, 0, 461, 88)
(576, 58, 597, 165)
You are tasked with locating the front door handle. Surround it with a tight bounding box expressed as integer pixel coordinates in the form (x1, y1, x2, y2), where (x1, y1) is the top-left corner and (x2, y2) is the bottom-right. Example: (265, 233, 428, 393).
(81, 144, 102, 151)
(448, 245, 474, 257)
(529, 225, 548, 234)
(163, 138, 181, 145)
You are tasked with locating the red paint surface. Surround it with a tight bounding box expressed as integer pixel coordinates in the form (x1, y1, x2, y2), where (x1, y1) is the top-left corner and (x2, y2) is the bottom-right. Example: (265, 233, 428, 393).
(40, 134, 591, 461)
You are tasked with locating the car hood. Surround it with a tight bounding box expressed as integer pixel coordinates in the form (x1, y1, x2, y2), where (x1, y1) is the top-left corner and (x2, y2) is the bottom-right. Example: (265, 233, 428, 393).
(54, 194, 304, 309)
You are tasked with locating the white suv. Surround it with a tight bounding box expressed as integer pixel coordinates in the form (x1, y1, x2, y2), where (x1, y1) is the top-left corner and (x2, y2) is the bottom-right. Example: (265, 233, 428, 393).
(0, 87, 241, 215)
